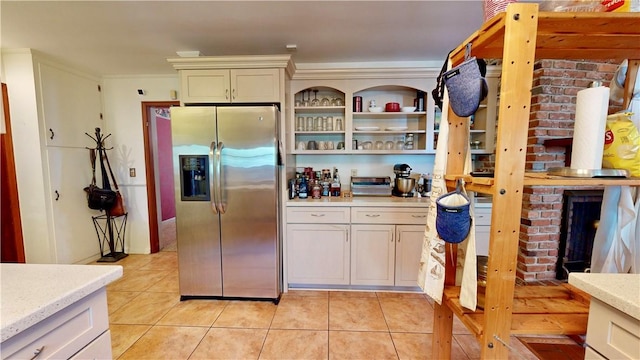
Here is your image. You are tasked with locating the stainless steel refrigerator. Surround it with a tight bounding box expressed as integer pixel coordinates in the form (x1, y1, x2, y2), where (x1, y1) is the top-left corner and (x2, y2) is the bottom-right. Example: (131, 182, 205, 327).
(171, 105, 281, 302)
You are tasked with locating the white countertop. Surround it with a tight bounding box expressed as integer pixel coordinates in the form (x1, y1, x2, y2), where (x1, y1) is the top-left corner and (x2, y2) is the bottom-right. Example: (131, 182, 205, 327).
(0, 263, 122, 342)
(569, 273, 640, 320)
(287, 195, 431, 207)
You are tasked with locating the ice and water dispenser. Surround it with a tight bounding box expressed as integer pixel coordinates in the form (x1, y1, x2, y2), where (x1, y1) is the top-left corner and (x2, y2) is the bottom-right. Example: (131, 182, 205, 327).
(179, 155, 209, 201)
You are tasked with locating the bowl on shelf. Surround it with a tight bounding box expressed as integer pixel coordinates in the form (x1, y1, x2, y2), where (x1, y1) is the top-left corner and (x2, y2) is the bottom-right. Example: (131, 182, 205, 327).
(368, 106, 383, 113)
(385, 102, 400, 112)
(401, 106, 417, 112)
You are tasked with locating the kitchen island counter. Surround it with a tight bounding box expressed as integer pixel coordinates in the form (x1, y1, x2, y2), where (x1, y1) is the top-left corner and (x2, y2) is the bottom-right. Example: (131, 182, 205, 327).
(568, 273, 640, 320)
(569, 273, 640, 360)
(0, 263, 122, 342)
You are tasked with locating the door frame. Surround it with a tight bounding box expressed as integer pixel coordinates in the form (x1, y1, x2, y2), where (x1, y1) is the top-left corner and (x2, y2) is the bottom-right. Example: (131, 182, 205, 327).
(142, 101, 179, 253)
(1, 83, 25, 262)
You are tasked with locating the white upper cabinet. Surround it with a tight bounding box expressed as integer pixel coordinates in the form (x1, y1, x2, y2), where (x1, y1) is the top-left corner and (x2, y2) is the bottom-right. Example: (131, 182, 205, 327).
(180, 68, 281, 103)
(37, 62, 102, 148)
(167, 55, 293, 105)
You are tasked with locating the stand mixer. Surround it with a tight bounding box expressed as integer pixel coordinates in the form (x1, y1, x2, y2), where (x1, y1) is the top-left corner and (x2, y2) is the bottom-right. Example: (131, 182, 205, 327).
(392, 164, 415, 197)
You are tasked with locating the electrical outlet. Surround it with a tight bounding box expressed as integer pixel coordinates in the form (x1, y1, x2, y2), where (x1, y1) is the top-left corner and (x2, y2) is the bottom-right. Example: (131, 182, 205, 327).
(129, 168, 136, 177)
(351, 169, 357, 177)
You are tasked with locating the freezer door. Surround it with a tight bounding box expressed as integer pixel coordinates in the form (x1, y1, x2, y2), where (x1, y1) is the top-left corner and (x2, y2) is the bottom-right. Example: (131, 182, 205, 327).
(171, 107, 222, 296)
(217, 106, 280, 298)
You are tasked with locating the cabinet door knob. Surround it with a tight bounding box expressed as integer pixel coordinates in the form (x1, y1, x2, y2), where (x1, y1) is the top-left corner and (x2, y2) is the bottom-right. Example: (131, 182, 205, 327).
(54, 190, 60, 201)
(310, 213, 325, 217)
(49, 128, 55, 140)
(30, 346, 45, 360)
(232, 88, 236, 99)
(225, 89, 229, 100)
(411, 214, 426, 218)
(365, 214, 380, 217)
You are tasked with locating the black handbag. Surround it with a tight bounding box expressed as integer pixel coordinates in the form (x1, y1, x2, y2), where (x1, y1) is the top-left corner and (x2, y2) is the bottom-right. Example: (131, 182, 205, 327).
(84, 148, 117, 211)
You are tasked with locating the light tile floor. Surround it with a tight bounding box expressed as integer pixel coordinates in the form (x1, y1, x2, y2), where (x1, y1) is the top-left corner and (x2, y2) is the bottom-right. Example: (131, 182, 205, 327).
(101, 248, 544, 359)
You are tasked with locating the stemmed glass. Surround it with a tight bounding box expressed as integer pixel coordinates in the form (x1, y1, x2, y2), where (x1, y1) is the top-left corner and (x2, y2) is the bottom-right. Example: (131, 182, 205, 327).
(302, 89, 310, 107)
(311, 89, 320, 107)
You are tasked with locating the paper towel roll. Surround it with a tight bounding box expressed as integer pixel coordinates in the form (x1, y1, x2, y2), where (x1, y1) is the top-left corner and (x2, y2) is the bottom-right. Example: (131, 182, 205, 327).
(571, 86, 610, 170)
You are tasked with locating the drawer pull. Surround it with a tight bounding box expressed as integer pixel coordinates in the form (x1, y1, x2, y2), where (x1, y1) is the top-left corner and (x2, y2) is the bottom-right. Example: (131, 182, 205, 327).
(30, 346, 45, 360)
(365, 214, 381, 217)
(411, 214, 426, 218)
(310, 213, 326, 217)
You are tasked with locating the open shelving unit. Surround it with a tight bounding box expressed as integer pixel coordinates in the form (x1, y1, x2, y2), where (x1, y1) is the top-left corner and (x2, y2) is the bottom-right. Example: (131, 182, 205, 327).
(434, 4, 640, 359)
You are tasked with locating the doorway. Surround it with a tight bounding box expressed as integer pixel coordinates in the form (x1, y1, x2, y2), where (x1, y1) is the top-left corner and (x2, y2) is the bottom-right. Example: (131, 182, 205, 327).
(142, 101, 179, 253)
(1, 83, 25, 262)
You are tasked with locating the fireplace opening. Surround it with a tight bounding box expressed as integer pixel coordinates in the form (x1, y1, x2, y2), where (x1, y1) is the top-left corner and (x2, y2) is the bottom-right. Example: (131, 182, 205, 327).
(556, 190, 603, 280)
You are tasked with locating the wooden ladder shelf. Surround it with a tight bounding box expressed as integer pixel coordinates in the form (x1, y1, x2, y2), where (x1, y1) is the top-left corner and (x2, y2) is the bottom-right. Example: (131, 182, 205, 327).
(433, 4, 640, 359)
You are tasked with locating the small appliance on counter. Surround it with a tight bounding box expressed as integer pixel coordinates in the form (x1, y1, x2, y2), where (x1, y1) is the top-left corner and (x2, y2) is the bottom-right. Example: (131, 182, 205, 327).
(392, 164, 415, 197)
(351, 176, 392, 196)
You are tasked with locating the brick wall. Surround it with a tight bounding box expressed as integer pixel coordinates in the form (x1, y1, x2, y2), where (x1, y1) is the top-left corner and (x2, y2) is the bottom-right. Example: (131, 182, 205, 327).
(480, 59, 622, 282)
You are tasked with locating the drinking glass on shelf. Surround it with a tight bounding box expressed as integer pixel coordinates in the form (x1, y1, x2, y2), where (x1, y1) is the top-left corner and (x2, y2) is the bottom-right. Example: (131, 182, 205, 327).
(326, 116, 333, 131)
(320, 97, 331, 107)
(314, 117, 322, 131)
(295, 92, 303, 107)
(331, 97, 344, 106)
(296, 116, 304, 131)
(306, 117, 314, 131)
(303, 90, 310, 107)
(311, 89, 320, 107)
(335, 118, 343, 131)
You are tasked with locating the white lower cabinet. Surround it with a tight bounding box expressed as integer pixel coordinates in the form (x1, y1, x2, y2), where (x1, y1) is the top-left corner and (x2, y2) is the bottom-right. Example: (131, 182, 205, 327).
(286, 204, 427, 289)
(1, 288, 111, 360)
(585, 298, 640, 360)
(286, 207, 351, 285)
(287, 223, 350, 285)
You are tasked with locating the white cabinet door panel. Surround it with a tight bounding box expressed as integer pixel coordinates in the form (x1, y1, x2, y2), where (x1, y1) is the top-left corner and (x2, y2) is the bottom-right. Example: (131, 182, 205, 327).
(395, 225, 424, 287)
(287, 224, 349, 285)
(47, 147, 102, 263)
(231, 69, 280, 103)
(351, 224, 395, 286)
(38, 62, 101, 148)
(181, 69, 230, 103)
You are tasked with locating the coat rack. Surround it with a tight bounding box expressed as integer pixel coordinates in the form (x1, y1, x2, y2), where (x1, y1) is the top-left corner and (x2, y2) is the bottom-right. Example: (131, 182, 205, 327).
(86, 127, 128, 262)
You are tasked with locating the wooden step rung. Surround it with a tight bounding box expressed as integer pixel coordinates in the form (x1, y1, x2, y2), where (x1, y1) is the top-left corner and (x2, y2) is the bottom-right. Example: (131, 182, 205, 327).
(465, 313, 589, 336)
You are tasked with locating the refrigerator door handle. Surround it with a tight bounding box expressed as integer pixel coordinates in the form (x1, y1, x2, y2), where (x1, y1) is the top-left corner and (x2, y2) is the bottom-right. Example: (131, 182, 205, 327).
(215, 141, 226, 214)
(209, 141, 219, 214)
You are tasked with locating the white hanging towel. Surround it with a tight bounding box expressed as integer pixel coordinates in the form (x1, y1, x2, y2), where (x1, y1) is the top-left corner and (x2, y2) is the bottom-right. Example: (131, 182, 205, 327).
(417, 104, 449, 303)
(458, 150, 478, 311)
(590, 186, 639, 273)
(418, 90, 478, 309)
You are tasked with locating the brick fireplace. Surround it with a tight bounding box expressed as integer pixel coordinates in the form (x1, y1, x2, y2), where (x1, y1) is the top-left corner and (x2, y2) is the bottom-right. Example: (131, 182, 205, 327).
(477, 59, 623, 282)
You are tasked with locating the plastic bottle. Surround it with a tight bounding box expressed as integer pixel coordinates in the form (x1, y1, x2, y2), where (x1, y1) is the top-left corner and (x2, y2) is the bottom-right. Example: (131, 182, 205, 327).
(298, 176, 308, 199)
(288, 179, 296, 199)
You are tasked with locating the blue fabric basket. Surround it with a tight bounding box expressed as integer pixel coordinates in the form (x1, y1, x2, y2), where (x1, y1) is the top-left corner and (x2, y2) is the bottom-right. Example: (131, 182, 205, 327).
(443, 56, 488, 118)
(435, 190, 472, 244)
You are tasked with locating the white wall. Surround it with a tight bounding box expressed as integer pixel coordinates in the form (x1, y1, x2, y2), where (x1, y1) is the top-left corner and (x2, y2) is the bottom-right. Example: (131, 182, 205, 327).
(101, 75, 179, 254)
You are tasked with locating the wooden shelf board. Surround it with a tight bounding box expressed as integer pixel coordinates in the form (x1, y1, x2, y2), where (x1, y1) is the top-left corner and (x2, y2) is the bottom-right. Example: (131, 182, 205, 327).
(445, 172, 640, 193)
(443, 284, 590, 337)
(450, 10, 640, 65)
